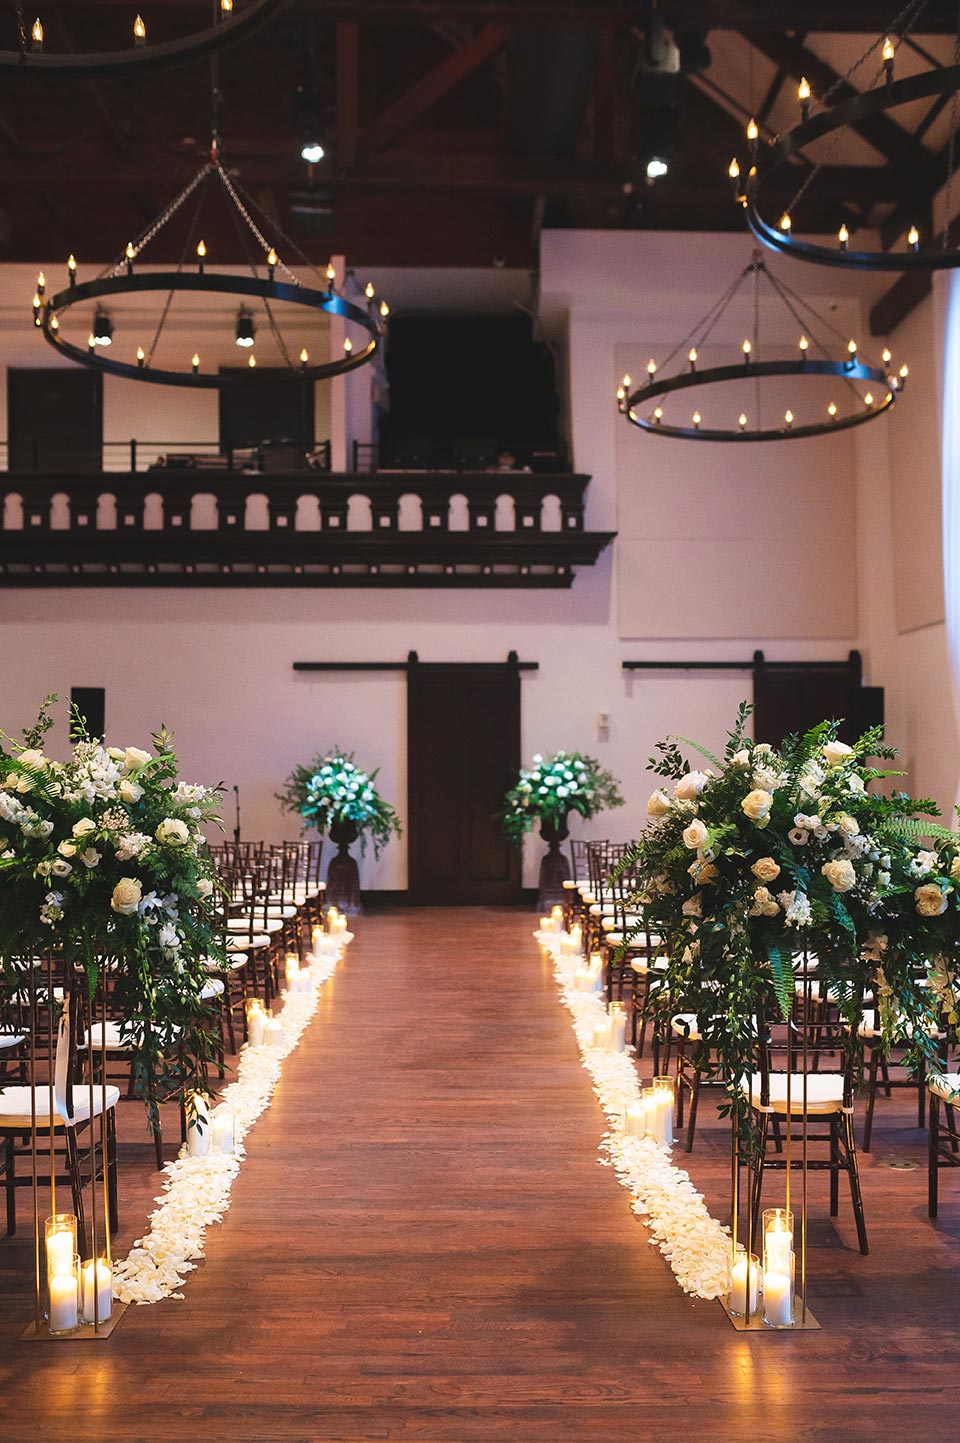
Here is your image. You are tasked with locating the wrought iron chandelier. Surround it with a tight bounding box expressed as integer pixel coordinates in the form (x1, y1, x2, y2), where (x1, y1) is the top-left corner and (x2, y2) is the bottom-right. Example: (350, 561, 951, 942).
(616, 254, 906, 442)
(735, 0, 960, 271)
(33, 153, 387, 388)
(2, 0, 289, 76)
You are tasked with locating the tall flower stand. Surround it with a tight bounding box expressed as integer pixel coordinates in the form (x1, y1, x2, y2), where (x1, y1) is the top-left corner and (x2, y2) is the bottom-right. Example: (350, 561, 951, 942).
(537, 815, 571, 914)
(325, 820, 362, 915)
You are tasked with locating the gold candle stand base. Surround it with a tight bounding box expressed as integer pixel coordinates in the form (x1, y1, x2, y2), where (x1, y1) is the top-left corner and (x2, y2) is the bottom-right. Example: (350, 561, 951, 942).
(21, 1302, 128, 1341)
(719, 1296, 820, 1331)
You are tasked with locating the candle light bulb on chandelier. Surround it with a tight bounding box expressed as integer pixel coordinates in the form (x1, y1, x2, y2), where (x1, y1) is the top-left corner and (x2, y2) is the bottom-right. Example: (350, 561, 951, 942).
(779, 212, 792, 232)
(125, 242, 135, 275)
(688, 348, 697, 369)
(87, 333, 95, 351)
(622, 373, 632, 389)
(326, 263, 336, 284)
(883, 35, 895, 76)
(343, 337, 353, 353)
(31, 17, 43, 49)
(882, 347, 892, 364)
(847, 339, 858, 358)
(365, 282, 375, 299)
(742, 338, 752, 360)
(380, 300, 390, 318)
(32, 293, 41, 325)
(784, 409, 794, 427)
(133, 14, 146, 44)
(797, 75, 811, 119)
(266, 247, 277, 277)
(828, 401, 838, 419)
(738, 413, 747, 430)
(838, 222, 849, 249)
(746, 117, 758, 143)
(67, 254, 76, 286)
(248, 353, 256, 369)
(221, 0, 233, 11)
(728, 157, 740, 180)
(908, 225, 920, 250)
(300, 348, 308, 368)
(653, 406, 663, 423)
(864, 392, 874, 406)
(136, 346, 145, 367)
(692, 411, 701, 429)
(899, 363, 909, 378)
(50, 315, 58, 331)
(196, 239, 206, 273)
(616, 386, 625, 402)
(191, 353, 200, 374)
(36, 271, 45, 296)
(799, 335, 809, 353)
(647, 358, 656, 376)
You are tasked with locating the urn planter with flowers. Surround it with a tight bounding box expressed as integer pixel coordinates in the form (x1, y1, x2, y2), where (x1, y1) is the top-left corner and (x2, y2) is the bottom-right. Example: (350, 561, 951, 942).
(502, 750, 624, 913)
(278, 750, 401, 916)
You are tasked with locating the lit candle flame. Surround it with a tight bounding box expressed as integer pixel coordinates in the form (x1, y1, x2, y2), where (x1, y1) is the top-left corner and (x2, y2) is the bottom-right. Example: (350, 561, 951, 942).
(326, 263, 336, 283)
(248, 354, 256, 368)
(797, 76, 811, 102)
(799, 335, 809, 352)
(848, 339, 857, 355)
(899, 363, 909, 378)
(785, 410, 794, 426)
(31, 17, 43, 43)
(882, 347, 892, 364)
(197, 239, 206, 259)
(133, 14, 146, 40)
(688, 348, 697, 364)
(344, 337, 353, 353)
(838, 222, 849, 245)
(380, 300, 390, 317)
(267, 247, 277, 267)
(126, 242, 135, 260)
(738, 413, 747, 429)
(365, 281, 375, 299)
(692, 411, 701, 428)
(883, 37, 895, 62)
(742, 338, 751, 355)
(908, 224, 920, 247)
(728, 157, 740, 180)
(746, 118, 758, 142)
(828, 402, 837, 417)
(300, 348, 309, 365)
(192, 353, 200, 369)
(779, 212, 792, 231)
(864, 392, 874, 406)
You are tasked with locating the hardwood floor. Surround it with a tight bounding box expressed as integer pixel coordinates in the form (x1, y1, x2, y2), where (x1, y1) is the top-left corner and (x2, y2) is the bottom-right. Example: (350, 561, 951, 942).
(2, 906, 960, 1441)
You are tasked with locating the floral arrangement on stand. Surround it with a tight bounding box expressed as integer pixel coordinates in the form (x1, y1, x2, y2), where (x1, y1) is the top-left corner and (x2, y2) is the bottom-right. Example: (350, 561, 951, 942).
(278, 749, 401, 858)
(0, 696, 224, 1123)
(621, 703, 957, 1131)
(504, 750, 623, 912)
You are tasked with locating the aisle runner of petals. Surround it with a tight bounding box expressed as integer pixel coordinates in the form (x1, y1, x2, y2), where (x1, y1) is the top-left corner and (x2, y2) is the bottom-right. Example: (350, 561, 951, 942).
(113, 935, 350, 1305)
(537, 928, 730, 1299)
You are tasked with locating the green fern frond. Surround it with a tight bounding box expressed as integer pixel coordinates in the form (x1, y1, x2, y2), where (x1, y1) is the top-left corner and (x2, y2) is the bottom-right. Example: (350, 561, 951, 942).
(671, 736, 724, 771)
(767, 938, 795, 1021)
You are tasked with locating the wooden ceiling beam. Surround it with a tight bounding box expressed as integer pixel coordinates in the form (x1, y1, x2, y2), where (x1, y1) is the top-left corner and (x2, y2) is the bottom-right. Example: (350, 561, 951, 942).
(361, 23, 510, 155)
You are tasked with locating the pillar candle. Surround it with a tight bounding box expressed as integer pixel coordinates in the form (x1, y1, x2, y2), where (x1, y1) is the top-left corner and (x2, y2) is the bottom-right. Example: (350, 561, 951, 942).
(187, 1093, 211, 1157)
(285, 958, 300, 991)
(49, 1269, 79, 1333)
(763, 1269, 793, 1326)
(247, 1009, 265, 1047)
(648, 1089, 674, 1146)
(625, 1101, 646, 1136)
(265, 1017, 284, 1048)
(574, 968, 590, 992)
(211, 1109, 235, 1155)
(80, 1258, 112, 1324)
(45, 1229, 75, 1283)
(608, 1011, 627, 1052)
(764, 1225, 793, 1275)
(729, 1252, 759, 1316)
(592, 1020, 610, 1049)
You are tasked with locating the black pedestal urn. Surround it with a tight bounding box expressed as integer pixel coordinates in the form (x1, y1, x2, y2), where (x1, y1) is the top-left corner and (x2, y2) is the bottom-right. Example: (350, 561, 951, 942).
(537, 814, 572, 914)
(325, 819, 362, 915)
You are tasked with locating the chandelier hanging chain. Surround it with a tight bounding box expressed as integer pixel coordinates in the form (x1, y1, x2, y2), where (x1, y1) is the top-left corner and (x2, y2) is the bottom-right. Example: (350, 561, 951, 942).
(762, 270, 866, 403)
(753, 261, 762, 430)
(656, 265, 749, 371)
(146, 180, 211, 368)
(224, 183, 295, 367)
(214, 165, 303, 287)
(102, 164, 214, 280)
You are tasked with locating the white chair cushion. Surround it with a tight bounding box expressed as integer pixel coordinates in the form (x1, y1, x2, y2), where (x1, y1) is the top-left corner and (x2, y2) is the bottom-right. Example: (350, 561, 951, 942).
(0, 1032, 25, 1049)
(200, 978, 225, 1001)
(0, 1083, 120, 1128)
(742, 1071, 848, 1115)
(671, 1012, 700, 1041)
(928, 1072, 960, 1103)
(227, 933, 271, 951)
(631, 956, 668, 975)
(561, 880, 578, 890)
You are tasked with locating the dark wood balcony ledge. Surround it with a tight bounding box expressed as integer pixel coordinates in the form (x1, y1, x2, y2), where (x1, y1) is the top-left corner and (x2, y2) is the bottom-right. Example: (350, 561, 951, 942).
(0, 469, 615, 588)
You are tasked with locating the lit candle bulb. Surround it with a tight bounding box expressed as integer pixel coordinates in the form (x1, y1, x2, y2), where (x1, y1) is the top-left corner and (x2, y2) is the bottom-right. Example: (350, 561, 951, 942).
(50, 314, 58, 332)
(746, 117, 758, 144)
(87, 333, 95, 351)
(326, 262, 336, 284)
(36, 270, 45, 296)
(784, 409, 794, 428)
(267, 247, 277, 277)
(136, 346, 145, 367)
(196, 239, 206, 272)
(31, 16, 43, 49)
(365, 281, 375, 299)
(883, 34, 895, 79)
(300, 347, 309, 368)
(899, 363, 909, 379)
(779, 211, 792, 232)
(797, 75, 811, 119)
(864, 392, 874, 406)
(688, 347, 697, 369)
(882, 347, 892, 365)
(133, 13, 146, 45)
(828, 401, 837, 419)
(67, 253, 76, 285)
(343, 336, 353, 353)
(125, 242, 135, 274)
(653, 406, 663, 424)
(379, 300, 390, 318)
(728, 157, 740, 180)
(221, 0, 233, 11)
(32, 293, 41, 325)
(647, 357, 656, 376)
(192, 353, 200, 374)
(616, 385, 625, 402)
(622, 373, 632, 389)
(738, 412, 747, 431)
(848, 339, 857, 355)
(838, 222, 849, 249)
(908, 224, 920, 251)
(248, 353, 256, 368)
(692, 411, 701, 429)
(799, 334, 809, 355)
(742, 338, 752, 361)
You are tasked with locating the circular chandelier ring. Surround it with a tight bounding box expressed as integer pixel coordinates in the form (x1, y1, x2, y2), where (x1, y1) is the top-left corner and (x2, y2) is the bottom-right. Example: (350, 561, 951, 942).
(746, 64, 960, 271)
(620, 357, 897, 442)
(0, 0, 291, 77)
(41, 271, 382, 387)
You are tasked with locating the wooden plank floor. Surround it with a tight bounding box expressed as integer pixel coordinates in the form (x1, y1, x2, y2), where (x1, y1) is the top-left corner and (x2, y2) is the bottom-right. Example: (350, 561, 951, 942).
(3, 906, 960, 1441)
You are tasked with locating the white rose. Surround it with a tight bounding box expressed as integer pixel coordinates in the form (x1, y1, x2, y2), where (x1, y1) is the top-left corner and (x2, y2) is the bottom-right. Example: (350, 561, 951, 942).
(18, 749, 46, 768)
(123, 746, 152, 772)
(731, 749, 750, 766)
(106, 747, 126, 762)
(823, 740, 855, 767)
(111, 877, 143, 915)
(119, 779, 144, 804)
(822, 858, 857, 893)
(682, 819, 709, 850)
(647, 789, 672, 818)
(72, 818, 96, 838)
(156, 818, 190, 848)
(197, 877, 214, 899)
(50, 858, 72, 877)
(837, 814, 860, 837)
(80, 847, 101, 869)
(950, 857, 960, 883)
(751, 857, 781, 884)
(741, 790, 773, 824)
(915, 883, 948, 917)
(57, 841, 76, 858)
(675, 770, 710, 801)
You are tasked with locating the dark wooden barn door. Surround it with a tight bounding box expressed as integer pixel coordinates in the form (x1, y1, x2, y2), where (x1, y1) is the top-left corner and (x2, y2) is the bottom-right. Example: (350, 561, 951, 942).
(407, 662, 521, 904)
(753, 652, 884, 748)
(8, 368, 102, 472)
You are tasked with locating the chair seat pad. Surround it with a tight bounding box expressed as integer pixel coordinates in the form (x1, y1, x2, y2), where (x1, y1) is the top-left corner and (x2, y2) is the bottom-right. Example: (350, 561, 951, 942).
(742, 1071, 848, 1115)
(227, 933, 270, 951)
(671, 1012, 701, 1041)
(561, 880, 578, 890)
(0, 1032, 25, 1049)
(205, 954, 247, 972)
(78, 1020, 135, 1051)
(0, 1083, 120, 1129)
(631, 956, 669, 975)
(928, 1072, 960, 1102)
(200, 978, 225, 1001)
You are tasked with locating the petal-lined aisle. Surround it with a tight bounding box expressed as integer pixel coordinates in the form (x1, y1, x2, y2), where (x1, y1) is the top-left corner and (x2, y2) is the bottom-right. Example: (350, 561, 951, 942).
(2, 907, 960, 1443)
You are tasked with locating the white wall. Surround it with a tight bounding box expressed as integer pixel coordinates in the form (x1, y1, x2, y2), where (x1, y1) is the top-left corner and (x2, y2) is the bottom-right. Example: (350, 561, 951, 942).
(0, 234, 955, 886)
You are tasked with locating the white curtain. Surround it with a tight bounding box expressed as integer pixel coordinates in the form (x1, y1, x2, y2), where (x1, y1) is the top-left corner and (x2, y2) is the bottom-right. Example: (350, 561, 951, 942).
(940, 269, 960, 806)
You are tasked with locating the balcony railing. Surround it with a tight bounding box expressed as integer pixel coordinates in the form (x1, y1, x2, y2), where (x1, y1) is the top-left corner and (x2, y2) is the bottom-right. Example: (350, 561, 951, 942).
(0, 465, 615, 588)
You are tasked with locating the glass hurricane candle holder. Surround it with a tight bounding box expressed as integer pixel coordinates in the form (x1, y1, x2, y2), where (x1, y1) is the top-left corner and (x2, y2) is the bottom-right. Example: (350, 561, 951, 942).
(728, 1245, 760, 1319)
(591, 1018, 610, 1049)
(210, 1107, 236, 1155)
(48, 1253, 80, 1334)
(80, 1256, 113, 1325)
(625, 1099, 646, 1137)
(608, 1001, 627, 1052)
(44, 1214, 78, 1288)
(246, 998, 265, 1046)
(762, 1207, 795, 1327)
(649, 1076, 675, 1146)
(186, 1091, 212, 1157)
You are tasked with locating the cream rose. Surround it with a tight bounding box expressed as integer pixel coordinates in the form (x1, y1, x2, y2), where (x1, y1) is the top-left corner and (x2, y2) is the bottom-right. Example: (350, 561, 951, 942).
(682, 818, 709, 850)
(916, 883, 949, 917)
(823, 740, 855, 767)
(741, 790, 773, 824)
(57, 840, 77, 858)
(647, 789, 672, 818)
(837, 814, 860, 837)
(156, 818, 190, 848)
(675, 770, 711, 801)
(18, 748, 46, 769)
(950, 857, 960, 884)
(822, 858, 857, 893)
(751, 856, 781, 884)
(124, 746, 152, 772)
(197, 877, 214, 899)
(111, 877, 142, 915)
(689, 859, 718, 885)
(749, 886, 780, 917)
(119, 779, 144, 804)
(72, 818, 96, 838)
